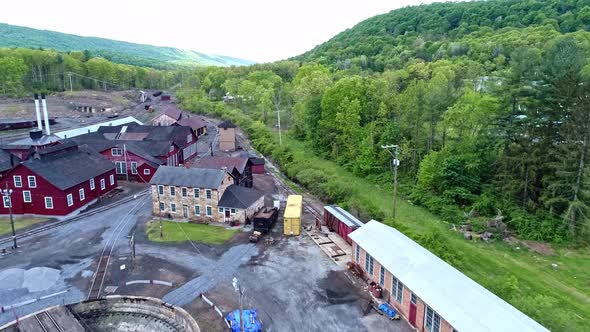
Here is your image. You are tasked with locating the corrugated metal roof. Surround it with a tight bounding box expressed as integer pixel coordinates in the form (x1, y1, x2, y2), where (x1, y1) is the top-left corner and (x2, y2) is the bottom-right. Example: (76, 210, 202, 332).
(149, 166, 227, 189)
(349, 220, 549, 332)
(54, 117, 143, 139)
(324, 205, 363, 228)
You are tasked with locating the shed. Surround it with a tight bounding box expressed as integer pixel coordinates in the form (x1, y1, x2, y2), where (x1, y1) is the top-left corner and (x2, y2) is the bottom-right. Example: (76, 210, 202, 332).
(249, 157, 265, 174)
(323, 205, 363, 244)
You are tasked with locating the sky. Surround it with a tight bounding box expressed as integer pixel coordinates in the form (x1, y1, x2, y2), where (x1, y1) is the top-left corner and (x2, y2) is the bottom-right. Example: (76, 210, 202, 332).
(0, 0, 437, 63)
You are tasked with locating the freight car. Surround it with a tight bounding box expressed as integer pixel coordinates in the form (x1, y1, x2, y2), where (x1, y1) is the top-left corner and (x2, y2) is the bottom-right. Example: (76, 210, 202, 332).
(253, 207, 278, 233)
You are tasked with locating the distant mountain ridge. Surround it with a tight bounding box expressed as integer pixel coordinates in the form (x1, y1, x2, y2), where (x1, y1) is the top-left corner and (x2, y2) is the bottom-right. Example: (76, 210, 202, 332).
(0, 23, 254, 68)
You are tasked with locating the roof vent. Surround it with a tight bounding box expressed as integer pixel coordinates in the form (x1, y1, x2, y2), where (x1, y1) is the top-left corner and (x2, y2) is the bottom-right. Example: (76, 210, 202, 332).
(29, 129, 43, 141)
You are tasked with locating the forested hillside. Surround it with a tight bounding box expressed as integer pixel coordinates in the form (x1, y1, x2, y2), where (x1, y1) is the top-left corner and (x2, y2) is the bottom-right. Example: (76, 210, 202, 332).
(179, 0, 590, 245)
(0, 23, 254, 69)
(0, 48, 177, 95)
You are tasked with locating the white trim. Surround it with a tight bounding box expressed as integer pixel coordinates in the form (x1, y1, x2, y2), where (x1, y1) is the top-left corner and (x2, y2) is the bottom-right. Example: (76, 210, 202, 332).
(27, 175, 36, 188)
(13, 175, 22, 188)
(131, 161, 138, 175)
(109, 174, 114, 185)
(144, 168, 151, 175)
(44, 196, 53, 209)
(90, 178, 95, 190)
(181, 187, 188, 197)
(79, 188, 85, 201)
(194, 188, 200, 198)
(23, 190, 31, 203)
(66, 193, 74, 207)
(3, 196, 11, 208)
(111, 148, 122, 156)
(159, 201, 165, 212)
(206, 205, 212, 216)
(100, 178, 106, 190)
(158, 185, 164, 196)
(170, 186, 176, 197)
(170, 203, 177, 213)
(205, 189, 212, 200)
(194, 205, 200, 216)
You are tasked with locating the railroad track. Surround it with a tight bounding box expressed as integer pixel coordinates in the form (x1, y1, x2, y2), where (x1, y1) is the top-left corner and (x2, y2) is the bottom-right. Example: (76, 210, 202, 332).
(87, 195, 149, 300)
(270, 171, 322, 220)
(34, 311, 65, 332)
(0, 189, 150, 246)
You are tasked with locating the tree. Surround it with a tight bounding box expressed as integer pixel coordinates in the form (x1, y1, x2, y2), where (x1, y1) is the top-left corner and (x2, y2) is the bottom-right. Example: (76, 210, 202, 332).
(0, 56, 27, 95)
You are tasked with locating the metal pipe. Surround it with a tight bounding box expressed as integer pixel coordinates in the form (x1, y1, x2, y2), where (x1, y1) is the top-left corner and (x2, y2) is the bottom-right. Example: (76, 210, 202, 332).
(33, 94, 42, 130)
(41, 94, 51, 135)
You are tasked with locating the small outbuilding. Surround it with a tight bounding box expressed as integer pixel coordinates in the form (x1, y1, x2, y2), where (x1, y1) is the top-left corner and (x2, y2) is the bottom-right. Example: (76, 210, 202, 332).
(218, 120, 237, 152)
(323, 205, 363, 244)
(249, 157, 265, 174)
(218, 184, 265, 224)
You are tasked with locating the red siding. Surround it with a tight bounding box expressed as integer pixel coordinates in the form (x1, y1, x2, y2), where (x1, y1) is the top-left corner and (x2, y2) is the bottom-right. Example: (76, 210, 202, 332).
(0, 165, 117, 216)
(251, 164, 265, 174)
(323, 208, 358, 244)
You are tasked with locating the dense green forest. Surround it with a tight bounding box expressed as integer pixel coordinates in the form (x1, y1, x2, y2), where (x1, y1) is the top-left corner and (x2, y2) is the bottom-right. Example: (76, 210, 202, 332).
(176, 0, 590, 244)
(0, 23, 254, 69)
(0, 47, 179, 94)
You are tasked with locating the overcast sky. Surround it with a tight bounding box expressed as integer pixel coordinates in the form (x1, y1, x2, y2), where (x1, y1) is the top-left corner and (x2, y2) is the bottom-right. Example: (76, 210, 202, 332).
(0, 0, 437, 63)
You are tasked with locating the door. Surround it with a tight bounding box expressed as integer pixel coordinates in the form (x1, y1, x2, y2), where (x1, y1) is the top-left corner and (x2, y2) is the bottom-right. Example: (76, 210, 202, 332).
(225, 209, 230, 221)
(409, 293, 417, 327)
(182, 205, 188, 218)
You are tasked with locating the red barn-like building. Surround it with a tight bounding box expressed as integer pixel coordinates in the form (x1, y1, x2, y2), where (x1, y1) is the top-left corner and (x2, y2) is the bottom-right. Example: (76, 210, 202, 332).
(0, 143, 117, 216)
(249, 157, 265, 174)
(323, 205, 364, 244)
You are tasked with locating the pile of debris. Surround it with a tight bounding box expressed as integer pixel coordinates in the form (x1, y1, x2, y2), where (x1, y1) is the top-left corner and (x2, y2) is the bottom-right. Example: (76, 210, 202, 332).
(456, 210, 508, 242)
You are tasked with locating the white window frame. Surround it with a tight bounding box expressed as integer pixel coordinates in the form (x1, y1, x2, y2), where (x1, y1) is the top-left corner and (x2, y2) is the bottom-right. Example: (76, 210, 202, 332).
(170, 186, 176, 196)
(144, 168, 151, 175)
(194, 188, 200, 198)
(23, 190, 31, 203)
(159, 202, 165, 212)
(67, 193, 74, 207)
(44, 196, 53, 209)
(206, 205, 212, 216)
(230, 208, 236, 215)
(28, 176, 37, 188)
(158, 185, 164, 196)
(194, 205, 200, 216)
(90, 178, 95, 190)
(111, 148, 122, 156)
(365, 252, 374, 275)
(205, 189, 212, 200)
(131, 162, 138, 175)
(13, 175, 22, 188)
(79, 188, 85, 201)
(380, 266, 385, 286)
(391, 276, 404, 303)
(3, 196, 11, 208)
(170, 203, 177, 213)
(425, 306, 441, 332)
(218, 207, 224, 214)
(100, 178, 106, 190)
(115, 161, 127, 175)
(109, 174, 114, 185)
(355, 245, 360, 262)
(181, 187, 188, 197)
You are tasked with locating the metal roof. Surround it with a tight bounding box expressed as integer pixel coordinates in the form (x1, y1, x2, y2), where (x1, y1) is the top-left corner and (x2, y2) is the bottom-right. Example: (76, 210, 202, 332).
(54, 117, 143, 139)
(192, 156, 248, 174)
(218, 184, 264, 209)
(324, 205, 363, 228)
(149, 166, 228, 189)
(0, 149, 19, 173)
(349, 220, 549, 332)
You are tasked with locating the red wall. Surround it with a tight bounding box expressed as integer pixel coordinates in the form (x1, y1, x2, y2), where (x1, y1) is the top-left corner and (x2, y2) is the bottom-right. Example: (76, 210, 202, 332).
(100, 149, 158, 182)
(0, 165, 117, 216)
(251, 164, 265, 174)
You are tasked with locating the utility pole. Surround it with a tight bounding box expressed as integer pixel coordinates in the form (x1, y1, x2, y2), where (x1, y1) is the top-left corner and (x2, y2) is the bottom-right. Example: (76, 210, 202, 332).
(2, 184, 17, 249)
(381, 145, 400, 220)
(68, 72, 73, 92)
(232, 277, 245, 332)
(123, 144, 129, 182)
(276, 109, 282, 146)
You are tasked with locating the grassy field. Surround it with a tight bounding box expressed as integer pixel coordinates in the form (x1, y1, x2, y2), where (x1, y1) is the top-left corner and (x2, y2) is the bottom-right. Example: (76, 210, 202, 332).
(146, 220, 237, 245)
(279, 134, 590, 331)
(0, 217, 48, 236)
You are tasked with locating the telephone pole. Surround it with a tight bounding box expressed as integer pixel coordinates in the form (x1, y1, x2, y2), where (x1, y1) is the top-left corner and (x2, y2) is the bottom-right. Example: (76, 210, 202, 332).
(68, 72, 73, 92)
(2, 184, 17, 249)
(276, 109, 283, 146)
(381, 145, 400, 220)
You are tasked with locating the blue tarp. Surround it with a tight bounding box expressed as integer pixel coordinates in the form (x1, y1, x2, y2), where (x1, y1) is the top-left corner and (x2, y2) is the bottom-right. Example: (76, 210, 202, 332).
(378, 303, 397, 319)
(226, 309, 263, 332)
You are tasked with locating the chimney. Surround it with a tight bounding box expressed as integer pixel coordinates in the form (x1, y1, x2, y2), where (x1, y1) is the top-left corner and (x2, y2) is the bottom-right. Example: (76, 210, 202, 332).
(33, 94, 43, 130)
(41, 94, 51, 135)
(29, 129, 43, 141)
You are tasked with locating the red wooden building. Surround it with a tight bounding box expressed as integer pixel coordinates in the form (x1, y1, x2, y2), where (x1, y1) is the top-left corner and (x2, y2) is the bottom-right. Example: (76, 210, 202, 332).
(323, 205, 364, 244)
(0, 143, 117, 216)
(249, 157, 265, 174)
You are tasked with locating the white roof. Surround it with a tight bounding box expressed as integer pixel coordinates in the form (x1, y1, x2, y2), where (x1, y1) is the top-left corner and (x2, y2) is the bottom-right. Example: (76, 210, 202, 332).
(54, 116, 143, 139)
(349, 220, 549, 332)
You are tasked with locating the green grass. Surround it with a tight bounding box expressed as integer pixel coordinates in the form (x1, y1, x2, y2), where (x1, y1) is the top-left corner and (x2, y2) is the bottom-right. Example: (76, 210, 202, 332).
(278, 134, 590, 331)
(146, 220, 237, 245)
(0, 217, 48, 236)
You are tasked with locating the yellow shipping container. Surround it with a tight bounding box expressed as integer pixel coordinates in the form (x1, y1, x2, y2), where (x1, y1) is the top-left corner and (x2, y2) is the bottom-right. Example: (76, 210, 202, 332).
(283, 195, 303, 236)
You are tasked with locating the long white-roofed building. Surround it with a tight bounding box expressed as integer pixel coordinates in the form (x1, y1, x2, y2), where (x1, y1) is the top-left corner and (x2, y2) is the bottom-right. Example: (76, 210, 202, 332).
(349, 220, 549, 332)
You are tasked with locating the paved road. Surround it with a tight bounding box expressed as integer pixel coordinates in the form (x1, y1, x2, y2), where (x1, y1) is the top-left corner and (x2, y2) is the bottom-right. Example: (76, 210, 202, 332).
(0, 195, 151, 326)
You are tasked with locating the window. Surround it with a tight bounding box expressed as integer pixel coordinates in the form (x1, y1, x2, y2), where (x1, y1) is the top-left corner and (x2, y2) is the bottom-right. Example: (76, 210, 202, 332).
(67, 193, 74, 207)
(365, 252, 374, 275)
(205, 189, 212, 199)
(79, 188, 85, 201)
(230, 208, 236, 215)
(109, 174, 114, 185)
(111, 148, 122, 156)
(13, 176, 22, 187)
(219, 207, 224, 214)
(131, 162, 138, 175)
(380, 266, 385, 286)
(159, 202, 165, 212)
(44, 197, 53, 209)
(144, 168, 150, 175)
(28, 176, 36, 188)
(170, 186, 176, 196)
(425, 306, 441, 332)
(206, 206, 212, 216)
(23, 191, 31, 203)
(181, 187, 188, 197)
(3, 196, 11, 208)
(411, 293, 417, 305)
(100, 179, 106, 190)
(194, 205, 200, 216)
(170, 203, 177, 213)
(355, 245, 360, 262)
(391, 276, 404, 303)
(115, 161, 127, 174)
(194, 188, 200, 198)
(158, 185, 164, 196)
(90, 178, 95, 190)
